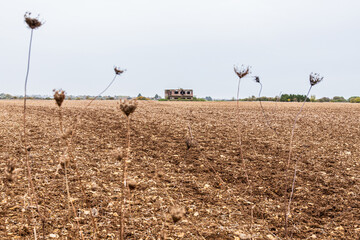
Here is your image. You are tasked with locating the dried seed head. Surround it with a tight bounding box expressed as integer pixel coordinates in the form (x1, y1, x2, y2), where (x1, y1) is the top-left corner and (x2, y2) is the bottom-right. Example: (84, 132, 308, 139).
(113, 148, 124, 161)
(127, 179, 137, 191)
(309, 72, 323, 86)
(169, 206, 186, 223)
(24, 12, 43, 29)
(185, 137, 197, 150)
(59, 153, 70, 169)
(53, 89, 66, 107)
(253, 76, 260, 83)
(61, 128, 73, 140)
(119, 99, 138, 116)
(234, 65, 251, 79)
(114, 66, 126, 75)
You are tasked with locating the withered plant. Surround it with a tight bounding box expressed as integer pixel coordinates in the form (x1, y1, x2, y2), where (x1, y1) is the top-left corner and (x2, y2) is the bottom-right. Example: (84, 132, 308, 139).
(233, 65, 251, 184)
(22, 11, 44, 238)
(284, 72, 323, 237)
(253, 76, 278, 135)
(63, 66, 125, 238)
(118, 99, 138, 240)
(53, 89, 84, 239)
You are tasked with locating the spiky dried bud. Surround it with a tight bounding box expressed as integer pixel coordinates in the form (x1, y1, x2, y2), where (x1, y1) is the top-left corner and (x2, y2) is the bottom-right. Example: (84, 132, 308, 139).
(309, 72, 323, 86)
(114, 66, 125, 75)
(24, 12, 43, 29)
(53, 89, 66, 107)
(119, 99, 138, 116)
(253, 76, 260, 83)
(169, 206, 186, 223)
(234, 65, 251, 79)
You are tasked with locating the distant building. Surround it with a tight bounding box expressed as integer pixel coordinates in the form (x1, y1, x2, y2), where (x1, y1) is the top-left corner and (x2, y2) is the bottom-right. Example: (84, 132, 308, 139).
(165, 89, 193, 100)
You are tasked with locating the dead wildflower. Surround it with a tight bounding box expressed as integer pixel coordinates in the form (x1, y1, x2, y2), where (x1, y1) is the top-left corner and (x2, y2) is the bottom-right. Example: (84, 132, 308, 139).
(234, 65, 251, 79)
(169, 206, 186, 223)
(119, 99, 138, 117)
(309, 72, 323, 86)
(185, 137, 197, 150)
(24, 12, 43, 29)
(61, 128, 73, 140)
(253, 76, 260, 83)
(4, 162, 15, 182)
(53, 89, 66, 107)
(113, 148, 124, 161)
(114, 66, 126, 75)
(127, 179, 137, 191)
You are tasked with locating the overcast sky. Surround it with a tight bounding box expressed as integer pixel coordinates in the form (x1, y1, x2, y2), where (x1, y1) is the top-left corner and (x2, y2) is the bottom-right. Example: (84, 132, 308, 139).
(1, 0, 359, 99)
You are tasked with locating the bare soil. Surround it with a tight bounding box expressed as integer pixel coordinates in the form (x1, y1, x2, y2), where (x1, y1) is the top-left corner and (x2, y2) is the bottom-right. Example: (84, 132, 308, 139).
(0, 100, 359, 239)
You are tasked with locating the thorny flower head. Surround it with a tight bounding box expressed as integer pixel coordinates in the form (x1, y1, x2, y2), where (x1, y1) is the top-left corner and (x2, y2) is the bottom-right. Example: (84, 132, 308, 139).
(119, 99, 138, 116)
(309, 72, 323, 86)
(114, 66, 126, 75)
(253, 76, 260, 83)
(24, 12, 43, 29)
(234, 65, 251, 79)
(53, 89, 66, 107)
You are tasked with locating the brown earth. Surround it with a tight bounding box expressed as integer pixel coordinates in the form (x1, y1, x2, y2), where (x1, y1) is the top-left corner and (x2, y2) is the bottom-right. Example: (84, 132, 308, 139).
(0, 100, 359, 239)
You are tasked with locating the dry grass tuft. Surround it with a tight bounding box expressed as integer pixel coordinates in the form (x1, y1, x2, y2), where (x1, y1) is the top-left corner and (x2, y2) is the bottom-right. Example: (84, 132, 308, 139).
(24, 12, 43, 29)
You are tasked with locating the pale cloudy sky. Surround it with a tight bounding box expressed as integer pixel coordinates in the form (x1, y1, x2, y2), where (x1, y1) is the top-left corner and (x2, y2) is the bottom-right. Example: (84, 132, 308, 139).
(0, 0, 359, 99)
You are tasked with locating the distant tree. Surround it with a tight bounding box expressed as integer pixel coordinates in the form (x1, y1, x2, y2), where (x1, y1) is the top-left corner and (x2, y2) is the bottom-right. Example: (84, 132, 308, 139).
(205, 96, 213, 101)
(137, 93, 142, 98)
(154, 94, 160, 100)
(331, 96, 347, 102)
(310, 95, 316, 102)
(317, 97, 330, 102)
(349, 97, 360, 103)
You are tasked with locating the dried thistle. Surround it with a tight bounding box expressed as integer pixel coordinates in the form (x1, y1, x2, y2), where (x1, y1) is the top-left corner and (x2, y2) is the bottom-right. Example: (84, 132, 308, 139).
(309, 72, 323, 86)
(169, 206, 186, 223)
(114, 66, 126, 75)
(24, 12, 43, 29)
(53, 89, 66, 107)
(119, 99, 138, 117)
(253, 76, 260, 83)
(234, 65, 251, 79)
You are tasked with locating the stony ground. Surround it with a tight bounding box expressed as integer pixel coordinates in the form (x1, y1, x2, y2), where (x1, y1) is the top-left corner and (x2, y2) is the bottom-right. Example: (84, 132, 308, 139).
(0, 100, 359, 239)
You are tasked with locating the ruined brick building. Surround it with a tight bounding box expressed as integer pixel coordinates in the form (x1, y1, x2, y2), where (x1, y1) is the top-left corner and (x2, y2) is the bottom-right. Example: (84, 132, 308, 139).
(164, 89, 193, 100)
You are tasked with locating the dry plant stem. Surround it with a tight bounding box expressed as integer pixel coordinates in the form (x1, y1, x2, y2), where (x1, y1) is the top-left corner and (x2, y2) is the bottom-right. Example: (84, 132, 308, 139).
(57, 107, 84, 240)
(257, 82, 278, 135)
(284, 86, 312, 238)
(120, 116, 131, 240)
(64, 73, 119, 237)
(23, 28, 44, 235)
(86, 74, 118, 108)
(236, 78, 250, 184)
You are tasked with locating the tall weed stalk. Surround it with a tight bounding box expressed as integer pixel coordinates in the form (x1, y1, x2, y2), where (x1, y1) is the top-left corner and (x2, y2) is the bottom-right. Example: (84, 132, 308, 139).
(284, 73, 323, 238)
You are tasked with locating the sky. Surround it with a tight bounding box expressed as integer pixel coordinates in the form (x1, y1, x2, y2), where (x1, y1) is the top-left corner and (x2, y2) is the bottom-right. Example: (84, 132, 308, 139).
(0, 0, 359, 99)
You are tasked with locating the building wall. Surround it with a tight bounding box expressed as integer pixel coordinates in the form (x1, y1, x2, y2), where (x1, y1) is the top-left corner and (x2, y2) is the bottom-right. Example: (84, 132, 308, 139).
(165, 89, 193, 100)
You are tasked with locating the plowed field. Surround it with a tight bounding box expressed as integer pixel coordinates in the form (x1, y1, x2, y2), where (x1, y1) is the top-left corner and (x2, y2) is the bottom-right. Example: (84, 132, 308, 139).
(1, 100, 359, 239)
